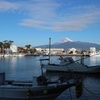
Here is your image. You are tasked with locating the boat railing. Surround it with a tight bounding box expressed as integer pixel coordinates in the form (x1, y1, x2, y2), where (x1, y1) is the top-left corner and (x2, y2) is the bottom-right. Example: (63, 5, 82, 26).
(40, 58, 49, 61)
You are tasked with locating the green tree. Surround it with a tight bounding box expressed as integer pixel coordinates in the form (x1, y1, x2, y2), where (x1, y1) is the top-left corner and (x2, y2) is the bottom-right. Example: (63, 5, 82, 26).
(25, 44, 32, 53)
(25, 44, 31, 50)
(3, 40, 14, 48)
(9, 40, 14, 45)
(0, 42, 3, 53)
(30, 48, 37, 54)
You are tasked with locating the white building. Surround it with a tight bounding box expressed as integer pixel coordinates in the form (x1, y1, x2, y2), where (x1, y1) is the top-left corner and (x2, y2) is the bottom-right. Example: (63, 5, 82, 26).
(68, 48, 77, 54)
(10, 45, 18, 53)
(90, 47, 96, 53)
(35, 48, 64, 55)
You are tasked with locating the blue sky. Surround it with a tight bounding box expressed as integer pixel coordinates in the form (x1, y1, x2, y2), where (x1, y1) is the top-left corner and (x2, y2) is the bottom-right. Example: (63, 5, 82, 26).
(0, 0, 100, 47)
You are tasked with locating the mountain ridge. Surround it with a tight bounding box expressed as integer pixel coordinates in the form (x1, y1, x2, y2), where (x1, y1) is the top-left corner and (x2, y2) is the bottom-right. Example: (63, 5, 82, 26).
(35, 38, 100, 50)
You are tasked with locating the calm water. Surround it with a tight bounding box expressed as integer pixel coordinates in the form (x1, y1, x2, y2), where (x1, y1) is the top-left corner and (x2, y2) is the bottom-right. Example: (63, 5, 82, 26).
(0, 55, 100, 100)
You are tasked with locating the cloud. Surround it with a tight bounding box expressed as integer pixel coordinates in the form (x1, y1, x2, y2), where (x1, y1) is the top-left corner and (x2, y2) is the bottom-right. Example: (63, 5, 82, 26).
(0, 0, 20, 12)
(19, 11, 100, 31)
(0, 0, 100, 31)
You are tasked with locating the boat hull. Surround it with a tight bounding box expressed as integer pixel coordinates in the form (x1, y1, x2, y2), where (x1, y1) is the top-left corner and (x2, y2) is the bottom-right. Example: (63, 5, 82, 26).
(43, 64, 100, 74)
(0, 82, 74, 100)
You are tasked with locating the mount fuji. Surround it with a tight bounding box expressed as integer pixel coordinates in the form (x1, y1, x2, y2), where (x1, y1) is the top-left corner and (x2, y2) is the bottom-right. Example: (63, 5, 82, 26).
(35, 38, 100, 50)
(56, 38, 73, 44)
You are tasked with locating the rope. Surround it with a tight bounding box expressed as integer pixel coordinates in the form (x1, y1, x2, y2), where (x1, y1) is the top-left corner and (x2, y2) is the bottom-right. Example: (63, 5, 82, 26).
(83, 90, 89, 100)
(65, 52, 100, 66)
(83, 84, 100, 95)
(68, 86, 73, 100)
(65, 65, 78, 80)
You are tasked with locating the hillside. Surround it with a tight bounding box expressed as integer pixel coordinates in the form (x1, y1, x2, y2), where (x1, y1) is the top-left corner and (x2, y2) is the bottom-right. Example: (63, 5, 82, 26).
(35, 38, 100, 50)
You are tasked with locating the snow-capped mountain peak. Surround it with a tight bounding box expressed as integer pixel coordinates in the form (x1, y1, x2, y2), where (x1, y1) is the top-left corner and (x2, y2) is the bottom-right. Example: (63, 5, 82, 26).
(53, 37, 73, 44)
(58, 38, 73, 43)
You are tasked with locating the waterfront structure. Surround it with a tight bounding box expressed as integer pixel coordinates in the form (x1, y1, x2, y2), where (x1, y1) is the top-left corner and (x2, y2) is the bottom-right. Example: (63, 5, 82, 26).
(36, 48, 64, 55)
(10, 44, 18, 53)
(68, 48, 77, 54)
(89, 47, 100, 56)
(90, 47, 96, 53)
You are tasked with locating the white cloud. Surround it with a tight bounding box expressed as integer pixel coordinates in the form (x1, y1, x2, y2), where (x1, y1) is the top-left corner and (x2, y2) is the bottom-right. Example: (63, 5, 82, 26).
(0, 0, 20, 11)
(0, 0, 100, 31)
(19, 10, 100, 31)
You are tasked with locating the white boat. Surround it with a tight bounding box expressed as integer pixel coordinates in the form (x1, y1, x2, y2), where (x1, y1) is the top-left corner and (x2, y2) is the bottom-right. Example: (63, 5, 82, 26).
(0, 71, 77, 100)
(40, 56, 100, 74)
(0, 54, 4, 57)
(13, 53, 25, 57)
(3, 54, 12, 57)
(0, 53, 25, 57)
(90, 51, 100, 57)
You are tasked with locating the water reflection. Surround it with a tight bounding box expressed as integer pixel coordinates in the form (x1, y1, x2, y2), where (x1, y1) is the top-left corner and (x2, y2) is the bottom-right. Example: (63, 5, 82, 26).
(90, 56, 100, 66)
(0, 56, 100, 100)
(0, 56, 100, 81)
(0, 56, 42, 80)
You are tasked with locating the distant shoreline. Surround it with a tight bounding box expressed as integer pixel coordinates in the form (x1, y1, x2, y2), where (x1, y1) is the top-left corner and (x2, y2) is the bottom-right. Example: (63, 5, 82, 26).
(47, 54, 90, 57)
(0, 53, 90, 57)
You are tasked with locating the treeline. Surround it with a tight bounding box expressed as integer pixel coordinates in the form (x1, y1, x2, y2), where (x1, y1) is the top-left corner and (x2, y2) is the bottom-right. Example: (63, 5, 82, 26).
(0, 40, 37, 54)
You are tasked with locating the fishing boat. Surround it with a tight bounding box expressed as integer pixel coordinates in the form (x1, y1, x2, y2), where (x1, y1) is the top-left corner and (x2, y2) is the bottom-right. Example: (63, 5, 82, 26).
(0, 71, 77, 100)
(40, 56, 100, 74)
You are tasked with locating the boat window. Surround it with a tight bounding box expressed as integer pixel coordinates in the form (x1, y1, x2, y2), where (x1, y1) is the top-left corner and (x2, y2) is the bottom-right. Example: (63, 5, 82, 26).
(63, 58, 69, 62)
(68, 58, 74, 63)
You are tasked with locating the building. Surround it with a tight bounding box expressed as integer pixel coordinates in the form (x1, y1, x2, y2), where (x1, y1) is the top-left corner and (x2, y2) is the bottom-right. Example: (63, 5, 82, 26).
(10, 45, 18, 53)
(35, 48, 64, 55)
(68, 48, 77, 54)
(90, 47, 96, 53)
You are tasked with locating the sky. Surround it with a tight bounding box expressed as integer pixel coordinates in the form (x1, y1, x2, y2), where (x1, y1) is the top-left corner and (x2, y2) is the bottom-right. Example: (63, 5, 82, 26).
(0, 0, 100, 47)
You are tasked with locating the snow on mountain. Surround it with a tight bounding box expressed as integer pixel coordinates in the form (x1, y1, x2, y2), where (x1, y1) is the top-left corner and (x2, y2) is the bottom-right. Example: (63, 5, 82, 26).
(60, 38, 73, 43)
(54, 38, 73, 44)
(35, 37, 100, 50)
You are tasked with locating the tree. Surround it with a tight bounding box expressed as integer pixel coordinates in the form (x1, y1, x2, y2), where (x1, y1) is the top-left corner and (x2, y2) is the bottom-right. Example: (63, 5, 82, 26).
(25, 44, 32, 53)
(0, 42, 3, 48)
(0, 42, 3, 53)
(25, 44, 31, 50)
(30, 48, 37, 54)
(9, 40, 14, 45)
(3, 40, 14, 49)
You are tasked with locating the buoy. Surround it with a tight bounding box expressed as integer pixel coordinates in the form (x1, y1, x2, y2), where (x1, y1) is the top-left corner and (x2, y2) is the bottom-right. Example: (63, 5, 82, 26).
(37, 75, 47, 85)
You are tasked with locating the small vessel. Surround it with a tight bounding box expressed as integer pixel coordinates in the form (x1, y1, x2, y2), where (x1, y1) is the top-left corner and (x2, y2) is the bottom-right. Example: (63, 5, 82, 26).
(0, 70, 77, 100)
(41, 38, 100, 74)
(13, 53, 25, 57)
(90, 51, 100, 57)
(0, 54, 4, 57)
(40, 56, 100, 74)
(0, 53, 25, 57)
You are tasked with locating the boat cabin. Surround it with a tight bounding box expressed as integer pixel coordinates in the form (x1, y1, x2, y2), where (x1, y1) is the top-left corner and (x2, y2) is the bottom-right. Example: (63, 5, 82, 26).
(59, 56, 75, 65)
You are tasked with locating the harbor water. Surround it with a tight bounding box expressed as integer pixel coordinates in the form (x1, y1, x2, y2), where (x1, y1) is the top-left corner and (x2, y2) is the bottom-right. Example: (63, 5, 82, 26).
(0, 55, 100, 100)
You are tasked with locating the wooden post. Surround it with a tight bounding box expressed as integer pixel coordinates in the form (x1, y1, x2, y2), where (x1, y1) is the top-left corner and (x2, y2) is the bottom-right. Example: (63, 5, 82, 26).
(75, 81, 83, 98)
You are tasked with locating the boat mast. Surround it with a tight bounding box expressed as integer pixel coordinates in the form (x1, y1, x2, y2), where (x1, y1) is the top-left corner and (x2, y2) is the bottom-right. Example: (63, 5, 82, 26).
(49, 38, 51, 64)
